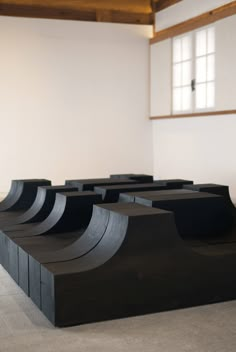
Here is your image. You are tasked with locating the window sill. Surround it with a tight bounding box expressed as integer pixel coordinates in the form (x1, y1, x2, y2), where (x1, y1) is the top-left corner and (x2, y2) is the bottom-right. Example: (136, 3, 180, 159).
(150, 110, 236, 120)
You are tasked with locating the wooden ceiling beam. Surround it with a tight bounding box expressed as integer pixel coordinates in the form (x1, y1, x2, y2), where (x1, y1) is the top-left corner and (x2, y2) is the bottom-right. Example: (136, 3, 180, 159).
(0, 0, 152, 14)
(0, 3, 153, 24)
(154, 0, 183, 12)
(151, 1, 236, 44)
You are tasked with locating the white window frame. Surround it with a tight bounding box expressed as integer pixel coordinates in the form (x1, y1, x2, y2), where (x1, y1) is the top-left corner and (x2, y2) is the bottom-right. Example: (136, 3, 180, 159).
(171, 25, 215, 114)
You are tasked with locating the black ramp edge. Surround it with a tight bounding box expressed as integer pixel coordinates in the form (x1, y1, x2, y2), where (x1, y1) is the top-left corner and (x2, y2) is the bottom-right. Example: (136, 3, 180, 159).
(2, 185, 78, 229)
(65, 178, 136, 191)
(0, 179, 51, 212)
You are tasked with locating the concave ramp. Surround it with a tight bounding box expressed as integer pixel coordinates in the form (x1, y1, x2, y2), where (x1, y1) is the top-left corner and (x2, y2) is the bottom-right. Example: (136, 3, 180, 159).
(1, 185, 78, 230)
(29, 202, 170, 324)
(0, 179, 51, 212)
(35, 200, 236, 327)
(16, 203, 135, 300)
(0, 192, 102, 282)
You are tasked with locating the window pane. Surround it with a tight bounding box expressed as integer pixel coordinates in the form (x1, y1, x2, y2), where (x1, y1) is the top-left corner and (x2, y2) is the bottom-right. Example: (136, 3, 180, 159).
(173, 38, 181, 63)
(173, 88, 182, 111)
(207, 82, 215, 108)
(173, 63, 182, 87)
(207, 54, 215, 81)
(182, 86, 191, 111)
(182, 61, 191, 86)
(207, 27, 215, 54)
(182, 35, 191, 61)
(196, 57, 207, 83)
(196, 83, 206, 109)
(196, 29, 207, 57)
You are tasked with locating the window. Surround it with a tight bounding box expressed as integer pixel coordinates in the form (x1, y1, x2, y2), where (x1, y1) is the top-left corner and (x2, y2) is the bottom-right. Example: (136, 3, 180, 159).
(172, 26, 215, 114)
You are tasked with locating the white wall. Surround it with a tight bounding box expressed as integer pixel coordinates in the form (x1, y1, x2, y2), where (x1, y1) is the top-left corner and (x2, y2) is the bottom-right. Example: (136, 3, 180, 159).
(151, 15, 236, 201)
(0, 16, 152, 192)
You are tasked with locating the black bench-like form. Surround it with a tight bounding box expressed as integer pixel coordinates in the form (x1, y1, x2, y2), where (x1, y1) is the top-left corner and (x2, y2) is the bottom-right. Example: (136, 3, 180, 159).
(0, 175, 236, 327)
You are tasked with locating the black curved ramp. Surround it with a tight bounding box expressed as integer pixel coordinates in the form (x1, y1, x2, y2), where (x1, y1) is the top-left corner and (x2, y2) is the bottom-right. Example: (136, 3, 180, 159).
(19, 203, 136, 300)
(1, 185, 78, 229)
(110, 174, 153, 183)
(65, 178, 136, 191)
(2, 192, 102, 285)
(0, 179, 51, 212)
(38, 203, 177, 326)
(37, 201, 236, 327)
(6, 192, 101, 240)
(26, 204, 111, 305)
(94, 183, 168, 203)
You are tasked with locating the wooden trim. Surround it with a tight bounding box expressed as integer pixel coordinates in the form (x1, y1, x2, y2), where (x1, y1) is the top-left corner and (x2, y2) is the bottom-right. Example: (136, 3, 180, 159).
(0, 3, 153, 25)
(150, 1, 236, 44)
(154, 0, 182, 12)
(150, 110, 236, 120)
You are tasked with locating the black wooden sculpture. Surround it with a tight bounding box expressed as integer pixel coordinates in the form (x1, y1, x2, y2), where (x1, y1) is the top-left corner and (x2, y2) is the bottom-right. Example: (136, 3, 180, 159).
(0, 175, 235, 327)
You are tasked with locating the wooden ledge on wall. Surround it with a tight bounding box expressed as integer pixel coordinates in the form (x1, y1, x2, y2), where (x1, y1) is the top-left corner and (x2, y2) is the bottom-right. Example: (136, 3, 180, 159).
(150, 1, 236, 44)
(150, 110, 236, 120)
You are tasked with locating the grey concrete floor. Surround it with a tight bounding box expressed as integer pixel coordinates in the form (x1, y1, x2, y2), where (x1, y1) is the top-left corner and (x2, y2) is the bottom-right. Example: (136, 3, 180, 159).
(0, 265, 236, 352)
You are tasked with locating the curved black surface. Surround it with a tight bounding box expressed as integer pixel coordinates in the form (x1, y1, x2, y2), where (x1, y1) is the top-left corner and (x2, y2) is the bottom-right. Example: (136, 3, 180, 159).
(0, 191, 102, 281)
(17, 203, 137, 300)
(2, 185, 78, 230)
(38, 198, 236, 326)
(0, 179, 51, 212)
(6, 192, 101, 239)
